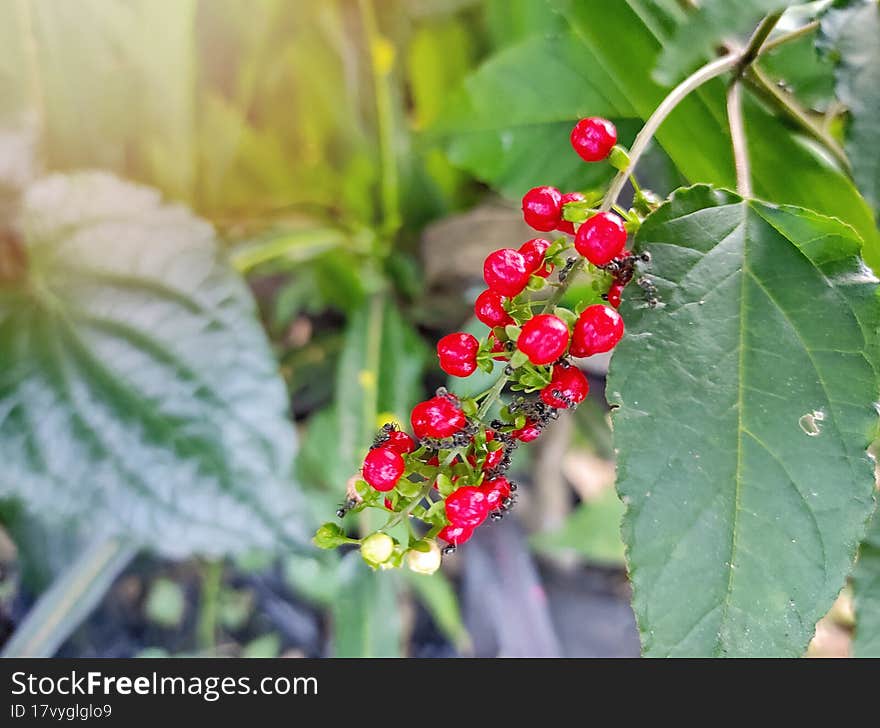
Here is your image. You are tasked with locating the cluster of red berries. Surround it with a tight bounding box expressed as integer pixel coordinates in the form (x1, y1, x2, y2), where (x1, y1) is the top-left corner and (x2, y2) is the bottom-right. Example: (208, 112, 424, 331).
(315, 117, 651, 572)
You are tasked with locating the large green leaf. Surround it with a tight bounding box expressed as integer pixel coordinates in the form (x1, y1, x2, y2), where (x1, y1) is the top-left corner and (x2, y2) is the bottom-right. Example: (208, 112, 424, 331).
(821, 0, 880, 217)
(607, 185, 879, 656)
(852, 506, 880, 656)
(0, 172, 306, 556)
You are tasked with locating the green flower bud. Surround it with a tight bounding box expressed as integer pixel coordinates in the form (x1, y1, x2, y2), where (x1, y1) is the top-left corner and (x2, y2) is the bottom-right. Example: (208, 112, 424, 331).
(360, 532, 395, 566)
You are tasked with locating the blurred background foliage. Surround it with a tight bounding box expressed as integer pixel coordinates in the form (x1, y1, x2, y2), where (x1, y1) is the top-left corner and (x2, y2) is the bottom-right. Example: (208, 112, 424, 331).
(0, 0, 876, 657)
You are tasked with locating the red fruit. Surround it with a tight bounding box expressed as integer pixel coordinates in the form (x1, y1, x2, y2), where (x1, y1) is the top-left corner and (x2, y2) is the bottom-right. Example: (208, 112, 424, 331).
(574, 212, 626, 265)
(514, 420, 542, 442)
(557, 191, 586, 235)
(482, 476, 512, 508)
(485, 430, 496, 442)
(607, 282, 623, 308)
(483, 249, 531, 298)
(488, 332, 510, 361)
(518, 238, 551, 275)
(541, 365, 589, 409)
(411, 396, 467, 440)
(482, 447, 504, 472)
(475, 289, 513, 327)
(445, 486, 490, 528)
(384, 497, 394, 511)
(362, 447, 404, 492)
(439, 523, 474, 546)
(570, 117, 617, 162)
(384, 430, 416, 455)
(517, 313, 570, 365)
(522, 186, 562, 232)
(437, 332, 479, 377)
(574, 212, 627, 265)
(570, 304, 624, 357)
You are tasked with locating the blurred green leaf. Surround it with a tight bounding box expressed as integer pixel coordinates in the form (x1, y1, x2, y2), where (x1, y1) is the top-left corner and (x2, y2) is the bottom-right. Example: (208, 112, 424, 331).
(241, 633, 281, 658)
(331, 552, 401, 657)
(608, 185, 879, 656)
(531, 488, 626, 566)
(852, 506, 880, 656)
(483, 0, 566, 49)
(759, 26, 836, 111)
(0, 172, 307, 556)
(433, 31, 639, 196)
(821, 0, 880, 217)
(145, 578, 187, 629)
(653, 0, 793, 86)
(405, 569, 470, 651)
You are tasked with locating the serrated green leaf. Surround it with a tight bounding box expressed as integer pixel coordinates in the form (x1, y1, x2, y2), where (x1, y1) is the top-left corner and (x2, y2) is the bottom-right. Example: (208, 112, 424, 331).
(821, 0, 880, 216)
(607, 185, 879, 657)
(852, 505, 880, 656)
(0, 172, 306, 556)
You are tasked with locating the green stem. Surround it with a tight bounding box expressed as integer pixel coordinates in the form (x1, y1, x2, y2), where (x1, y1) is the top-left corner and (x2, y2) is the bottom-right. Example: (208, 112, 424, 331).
(197, 559, 223, 652)
(744, 65, 852, 175)
(726, 79, 752, 197)
(761, 19, 820, 53)
(385, 480, 434, 530)
(358, 0, 401, 244)
(733, 12, 784, 77)
(2, 537, 138, 657)
(477, 374, 507, 419)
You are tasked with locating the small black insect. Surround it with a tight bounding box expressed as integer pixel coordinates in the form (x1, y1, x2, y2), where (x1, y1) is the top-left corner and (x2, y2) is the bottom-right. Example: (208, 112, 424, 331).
(336, 497, 359, 518)
(558, 257, 577, 283)
(442, 544, 457, 555)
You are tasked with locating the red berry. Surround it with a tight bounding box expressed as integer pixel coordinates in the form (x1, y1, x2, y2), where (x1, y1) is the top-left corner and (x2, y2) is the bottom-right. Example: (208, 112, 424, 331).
(517, 313, 570, 365)
(384, 497, 394, 511)
(570, 117, 617, 162)
(384, 430, 416, 455)
(475, 289, 513, 327)
(570, 304, 624, 357)
(439, 523, 474, 545)
(362, 447, 405, 492)
(557, 191, 586, 235)
(518, 238, 550, 272)
(437, 332, 479, 377)
(540, 365, 589, 409)
(482, 447, 504, 471)
(607, 282, 623, 308)
(411, 396, 467, 440)
(488, 332, 510, 361)
(522, 186, 562, 232)
(483, 249, 531, 298)
(482, 476, 511, 508)
(513, 420, 542, 442)
(574, 212, 627, 265)
(445, 486, 490, 528)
